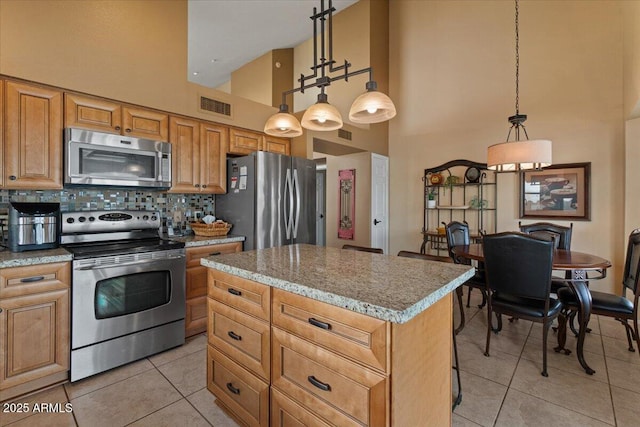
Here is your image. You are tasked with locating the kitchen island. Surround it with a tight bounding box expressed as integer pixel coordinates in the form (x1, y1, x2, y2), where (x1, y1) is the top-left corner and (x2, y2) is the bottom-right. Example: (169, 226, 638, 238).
(202, 244, 474, 426)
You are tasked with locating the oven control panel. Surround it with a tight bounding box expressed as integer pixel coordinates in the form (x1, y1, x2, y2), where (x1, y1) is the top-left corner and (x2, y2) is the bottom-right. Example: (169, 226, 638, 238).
(62, 210, 160, 234)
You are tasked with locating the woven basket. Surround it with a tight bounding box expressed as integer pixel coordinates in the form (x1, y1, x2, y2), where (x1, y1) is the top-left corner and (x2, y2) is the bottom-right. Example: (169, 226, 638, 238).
(190, 221, 232, 237)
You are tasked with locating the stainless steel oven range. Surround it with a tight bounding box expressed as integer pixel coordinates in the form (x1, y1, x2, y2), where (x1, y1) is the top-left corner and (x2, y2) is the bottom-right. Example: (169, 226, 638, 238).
(61, 210, 186, 382)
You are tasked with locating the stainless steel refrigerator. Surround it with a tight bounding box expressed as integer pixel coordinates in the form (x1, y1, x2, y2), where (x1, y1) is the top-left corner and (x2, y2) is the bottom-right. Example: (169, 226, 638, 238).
(215, 151, 316, 251)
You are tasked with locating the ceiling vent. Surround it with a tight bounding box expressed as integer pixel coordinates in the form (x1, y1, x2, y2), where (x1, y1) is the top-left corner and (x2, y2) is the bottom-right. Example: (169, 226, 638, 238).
(338, 129, 352, 141)
(199, 95, 232, 117)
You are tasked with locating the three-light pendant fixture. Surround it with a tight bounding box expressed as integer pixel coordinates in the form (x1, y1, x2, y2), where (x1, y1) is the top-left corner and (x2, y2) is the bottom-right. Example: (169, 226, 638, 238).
(263, 0, 396, 138)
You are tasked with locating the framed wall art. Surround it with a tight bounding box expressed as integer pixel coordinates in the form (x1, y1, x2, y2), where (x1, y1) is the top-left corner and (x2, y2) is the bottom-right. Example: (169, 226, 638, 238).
(520, 162, 591, 220)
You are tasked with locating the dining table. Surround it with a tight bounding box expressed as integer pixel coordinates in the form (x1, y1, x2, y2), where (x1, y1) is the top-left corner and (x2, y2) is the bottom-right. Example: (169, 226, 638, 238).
(452, 243, 612, 375)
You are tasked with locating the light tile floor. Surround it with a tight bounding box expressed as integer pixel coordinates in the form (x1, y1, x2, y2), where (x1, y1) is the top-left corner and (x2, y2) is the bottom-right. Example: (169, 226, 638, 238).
(453, 291, 640, 427)
(1, 291, 639, 426)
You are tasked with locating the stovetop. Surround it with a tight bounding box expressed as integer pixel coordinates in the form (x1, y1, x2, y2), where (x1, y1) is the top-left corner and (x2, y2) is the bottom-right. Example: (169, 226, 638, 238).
(63, 237, 185, 259)
(60, 210, 185, 259)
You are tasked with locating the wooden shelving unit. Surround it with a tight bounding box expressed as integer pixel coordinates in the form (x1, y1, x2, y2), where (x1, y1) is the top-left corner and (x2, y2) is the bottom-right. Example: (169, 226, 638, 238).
(421, 160, 497, 256)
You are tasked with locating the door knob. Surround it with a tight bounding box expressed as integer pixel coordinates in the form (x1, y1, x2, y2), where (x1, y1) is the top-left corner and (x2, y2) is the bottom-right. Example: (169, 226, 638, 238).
(374, 219, 382, 225)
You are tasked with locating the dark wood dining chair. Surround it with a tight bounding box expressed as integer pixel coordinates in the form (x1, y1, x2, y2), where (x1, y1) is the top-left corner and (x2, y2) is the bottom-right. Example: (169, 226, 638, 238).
(445, 221, 487, 309)
(519, 221, 574, 293)
(342, 244, 383, 254)
(557, 228, 640, 354)
(482, 232, 562, 377)
(396, 250, 463, 410)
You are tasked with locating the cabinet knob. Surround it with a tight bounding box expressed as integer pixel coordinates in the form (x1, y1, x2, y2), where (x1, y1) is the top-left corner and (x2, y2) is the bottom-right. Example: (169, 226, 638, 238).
(201, 184, 207, 188)
(115, 126, 121, 131)
(9, 175, 17, 181)
(125, 128, 132, 133)
(0, 308, 3, 314)
(194, 184, 200, 188)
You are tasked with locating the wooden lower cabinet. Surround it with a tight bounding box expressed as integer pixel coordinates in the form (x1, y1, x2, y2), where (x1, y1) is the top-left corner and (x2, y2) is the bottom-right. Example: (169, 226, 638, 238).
(186, 242, 242, 337)
(207, 345, 270, 427)
(206, 269, 453, 426)
(0, 262, 70, 402)
(271, 388, 333, 427)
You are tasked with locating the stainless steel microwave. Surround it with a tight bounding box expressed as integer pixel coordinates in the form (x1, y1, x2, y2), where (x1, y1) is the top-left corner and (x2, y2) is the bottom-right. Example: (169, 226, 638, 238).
(64, 128, 172, 188)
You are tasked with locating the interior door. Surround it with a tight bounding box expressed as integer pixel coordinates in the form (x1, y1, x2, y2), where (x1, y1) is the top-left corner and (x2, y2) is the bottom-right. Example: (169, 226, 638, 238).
(371, 154, 389, 254)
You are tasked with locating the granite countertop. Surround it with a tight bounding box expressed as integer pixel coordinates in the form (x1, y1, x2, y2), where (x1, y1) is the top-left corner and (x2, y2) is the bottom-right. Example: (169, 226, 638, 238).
(0, 235, 246, 268)
(201, 244, 474, 324)
(169, 234, 245, 248)
(0, 247, 73, 268)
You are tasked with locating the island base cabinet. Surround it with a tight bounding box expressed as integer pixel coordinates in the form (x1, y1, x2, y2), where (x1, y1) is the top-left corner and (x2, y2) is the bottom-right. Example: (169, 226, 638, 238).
(271, 327, 386, 427)
(271, 389, 333, 427)
(207, 345, 269, 427)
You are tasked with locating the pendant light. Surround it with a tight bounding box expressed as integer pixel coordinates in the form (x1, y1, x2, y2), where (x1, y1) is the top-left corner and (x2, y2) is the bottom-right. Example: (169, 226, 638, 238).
(301, 92, 343, 131)
(348, 80, 396, 124)
(487, 0, 551, 172)
(264, 0, 396, 137)
(263, 103, 303, 137)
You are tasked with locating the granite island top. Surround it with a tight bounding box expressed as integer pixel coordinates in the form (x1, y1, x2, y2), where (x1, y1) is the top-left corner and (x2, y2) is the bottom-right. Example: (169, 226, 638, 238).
(201, 244, 474, 324)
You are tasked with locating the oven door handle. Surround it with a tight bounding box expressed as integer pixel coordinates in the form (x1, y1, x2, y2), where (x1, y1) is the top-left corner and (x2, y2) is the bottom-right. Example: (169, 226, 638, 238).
(75, 255, 185, 271)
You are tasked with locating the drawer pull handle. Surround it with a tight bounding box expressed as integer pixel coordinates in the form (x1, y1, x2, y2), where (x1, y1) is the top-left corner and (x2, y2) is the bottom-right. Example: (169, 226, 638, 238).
(20, 276, 45, 283)
(228, 288, 242, 296)
(209, 252, 222, 256)
(226, 382, 240, 395)
(308, 317, 331, 330)
(308, 375, 331, 392)
(227, 331, 242, 341)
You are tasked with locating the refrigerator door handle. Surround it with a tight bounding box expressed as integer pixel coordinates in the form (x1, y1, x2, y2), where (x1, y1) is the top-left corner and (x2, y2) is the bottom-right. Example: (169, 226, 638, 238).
(292, 169, 301, 239)
(284, 168, 293, 239)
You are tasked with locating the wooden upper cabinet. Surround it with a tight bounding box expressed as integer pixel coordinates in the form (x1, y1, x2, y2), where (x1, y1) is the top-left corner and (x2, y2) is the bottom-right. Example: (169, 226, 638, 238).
(64, 93, 169, 142)
(229, 127, 290, 156)
(228, 128, 263, 155)
(200, 123, 228, 193)
(169, 116, 200, 193)
(169, 116, 227, 194)
(123, 106, 169, 141)
(4, 81, 63, 190)
(263, 135, 291, 155)
(64, 93, 122, 133)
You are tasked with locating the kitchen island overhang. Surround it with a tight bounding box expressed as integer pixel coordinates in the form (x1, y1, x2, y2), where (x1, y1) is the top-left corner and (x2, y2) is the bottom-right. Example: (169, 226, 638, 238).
(200, 244, 474, 324)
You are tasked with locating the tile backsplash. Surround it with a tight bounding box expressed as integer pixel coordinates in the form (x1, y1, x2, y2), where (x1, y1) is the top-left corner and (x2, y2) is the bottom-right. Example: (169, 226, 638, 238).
(0, 188, 215, 234)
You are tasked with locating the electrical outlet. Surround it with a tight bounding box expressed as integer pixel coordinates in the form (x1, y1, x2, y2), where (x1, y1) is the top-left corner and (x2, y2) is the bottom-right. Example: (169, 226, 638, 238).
(173, 210, 183, 222)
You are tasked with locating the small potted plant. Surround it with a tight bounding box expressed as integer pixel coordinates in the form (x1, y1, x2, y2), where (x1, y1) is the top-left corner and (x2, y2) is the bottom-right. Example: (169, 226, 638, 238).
(427, 189, 437, 209)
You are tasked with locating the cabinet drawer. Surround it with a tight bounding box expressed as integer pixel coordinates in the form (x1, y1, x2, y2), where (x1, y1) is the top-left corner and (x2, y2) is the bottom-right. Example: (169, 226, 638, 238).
(187, 243, 242, 268)
(208, 299, 270, 380)
(272, 328, 387, 427)
(272, 289, 388, 373)
(208, 270, 270, 321)
(207, 345, 269, 427)
(0, 262, 70, 299)
(271, 388, 333, 427)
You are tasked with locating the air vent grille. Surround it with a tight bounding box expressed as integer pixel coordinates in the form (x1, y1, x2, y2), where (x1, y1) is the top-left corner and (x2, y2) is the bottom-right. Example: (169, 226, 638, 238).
(338, 129, 352, 140)
(200, 96, 231, 116)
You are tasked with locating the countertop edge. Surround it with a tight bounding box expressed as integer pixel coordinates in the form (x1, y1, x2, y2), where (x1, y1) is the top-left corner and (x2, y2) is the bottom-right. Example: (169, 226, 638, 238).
(201, 258, 475, 323)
